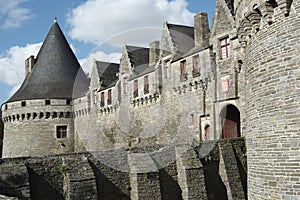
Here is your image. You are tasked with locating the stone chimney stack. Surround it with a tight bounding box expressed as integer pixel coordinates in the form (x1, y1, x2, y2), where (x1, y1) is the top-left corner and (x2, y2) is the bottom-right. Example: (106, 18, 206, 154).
(25, 55, 35, 76)
(194, 12, 210, 48)
(149, 40, 160, 66)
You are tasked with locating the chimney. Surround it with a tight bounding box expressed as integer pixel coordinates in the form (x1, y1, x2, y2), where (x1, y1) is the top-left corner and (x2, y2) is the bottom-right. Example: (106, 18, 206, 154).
(194, 12, 210, 48)
(149, 40, 160, 66)
(25, 55, 35, 76)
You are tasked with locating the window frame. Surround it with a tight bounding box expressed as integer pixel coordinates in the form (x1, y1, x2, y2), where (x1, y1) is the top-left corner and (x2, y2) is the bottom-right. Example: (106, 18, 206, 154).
(134, 80, 138, 98)
(180, 60, 187, 81)
(56, 125, 68, 139)
(192, 55, 200, 77)
(144, 76, 149, 94)
(220, 37, 230, 59)
(107, 89, 112, 105)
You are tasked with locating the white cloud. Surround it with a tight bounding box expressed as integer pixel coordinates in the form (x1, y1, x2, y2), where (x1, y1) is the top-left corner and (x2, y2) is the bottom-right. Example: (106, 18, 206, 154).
(67, 0, 194, 47)
(0, 0, 34, 29)
(79, 51, 122, 74)
(0, 43, 41, 87)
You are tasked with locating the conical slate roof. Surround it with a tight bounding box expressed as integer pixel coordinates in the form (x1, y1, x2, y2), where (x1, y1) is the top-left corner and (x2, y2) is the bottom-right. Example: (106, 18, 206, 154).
(8, 20, 89, 103)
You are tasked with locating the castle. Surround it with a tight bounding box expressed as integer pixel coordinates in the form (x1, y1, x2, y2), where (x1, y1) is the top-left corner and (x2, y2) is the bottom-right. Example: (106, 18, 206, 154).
(0, 0, 299, 199)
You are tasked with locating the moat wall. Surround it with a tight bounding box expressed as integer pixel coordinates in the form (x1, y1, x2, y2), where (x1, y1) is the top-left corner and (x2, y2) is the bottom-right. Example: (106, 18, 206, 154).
(0, 138, 246, 200)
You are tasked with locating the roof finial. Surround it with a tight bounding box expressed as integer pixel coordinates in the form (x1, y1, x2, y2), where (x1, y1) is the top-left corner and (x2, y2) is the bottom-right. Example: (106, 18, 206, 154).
(54, 17, 57, 23)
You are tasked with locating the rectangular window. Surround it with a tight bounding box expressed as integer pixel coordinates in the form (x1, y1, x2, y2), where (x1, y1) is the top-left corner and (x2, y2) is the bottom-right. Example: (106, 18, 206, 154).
(45, 99, 51, 105)
(66, 99, 71, 105)
(192, 55, 200, 77)
(220, 37, 230, 59)
(107, 89, 112, 105)
(163, 61, 168, 79)
(191, 113, 195, 126)
(56, 125, 67, 139)
(144, 76, 149, 94)
(222, 79, 229, 93)
(100, 92, 105, 107)
(180, 60, 187, 81)
(21, 101, 26, 107)
(134, 80, 138, 98)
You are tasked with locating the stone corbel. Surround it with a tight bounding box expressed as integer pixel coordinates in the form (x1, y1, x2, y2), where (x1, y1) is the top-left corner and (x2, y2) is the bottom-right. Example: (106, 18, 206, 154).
(246, 11, 262, 32)
(276, 0, 293, 16)
(258, 1, 275, 24)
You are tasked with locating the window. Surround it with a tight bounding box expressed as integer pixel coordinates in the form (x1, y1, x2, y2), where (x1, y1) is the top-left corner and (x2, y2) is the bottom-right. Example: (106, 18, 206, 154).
(220, 37, 230, 59)
(192, 55, 200, 77)
(163, 61, 168, 79)
(180, 60, 187, 81)
(21, 101, 26, 107)
(221, 79, 229, 93)
(107, 89, 112, 105)
(56, 126, 67, 139)
(144, 76, 149, 94)
(134, 80, 138, 98)
(100, 92, 105, 107)
(204, 125, 210, 141)
(45, 99, 51, 105)
(66, 99, 71, 105)
(191, 113, 195, 126)
(4, 104, 8, 110)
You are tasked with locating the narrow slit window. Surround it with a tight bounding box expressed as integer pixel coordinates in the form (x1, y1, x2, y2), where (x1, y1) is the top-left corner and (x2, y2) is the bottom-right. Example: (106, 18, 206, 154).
(134, 80, 138, 98)
(144, 76, 149, 94)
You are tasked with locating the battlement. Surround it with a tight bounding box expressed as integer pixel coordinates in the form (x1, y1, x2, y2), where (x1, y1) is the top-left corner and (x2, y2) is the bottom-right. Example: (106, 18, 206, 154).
(2, 99, 73, 123)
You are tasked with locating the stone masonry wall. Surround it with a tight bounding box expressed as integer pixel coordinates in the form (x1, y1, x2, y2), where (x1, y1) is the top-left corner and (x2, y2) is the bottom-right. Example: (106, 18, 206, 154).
(2, 99, 75, 158)
(0, 138, 246, 199)
(243, 0, 300, 199)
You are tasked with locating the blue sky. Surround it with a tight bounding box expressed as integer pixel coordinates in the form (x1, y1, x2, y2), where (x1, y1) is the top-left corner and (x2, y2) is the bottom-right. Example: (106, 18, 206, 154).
(0, 0, 216, 105)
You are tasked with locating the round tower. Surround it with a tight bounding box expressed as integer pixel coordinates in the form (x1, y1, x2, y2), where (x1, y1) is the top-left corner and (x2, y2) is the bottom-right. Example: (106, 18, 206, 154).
(1, 20, 89, 157)
(236, 0, 300, 199)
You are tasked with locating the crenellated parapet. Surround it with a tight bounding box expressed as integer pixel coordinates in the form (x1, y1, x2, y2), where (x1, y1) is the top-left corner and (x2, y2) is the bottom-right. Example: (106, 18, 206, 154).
(2, 99, 73, 123)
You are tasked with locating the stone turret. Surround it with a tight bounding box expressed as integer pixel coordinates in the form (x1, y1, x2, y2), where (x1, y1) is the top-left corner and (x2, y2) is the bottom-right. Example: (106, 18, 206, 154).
(234, 0, 300, 199)
(1, 20, 89, 158)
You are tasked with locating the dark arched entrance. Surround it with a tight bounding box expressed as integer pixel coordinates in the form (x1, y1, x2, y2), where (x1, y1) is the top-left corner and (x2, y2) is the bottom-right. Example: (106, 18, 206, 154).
(220, 105, 240, 139)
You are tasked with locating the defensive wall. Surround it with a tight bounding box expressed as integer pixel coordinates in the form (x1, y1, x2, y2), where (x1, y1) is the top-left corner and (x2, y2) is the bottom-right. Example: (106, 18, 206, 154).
(0, 138, 246, 200)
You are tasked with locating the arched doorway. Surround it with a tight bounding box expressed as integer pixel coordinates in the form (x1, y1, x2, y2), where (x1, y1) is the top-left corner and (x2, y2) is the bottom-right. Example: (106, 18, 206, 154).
(220, 105, 240, 139)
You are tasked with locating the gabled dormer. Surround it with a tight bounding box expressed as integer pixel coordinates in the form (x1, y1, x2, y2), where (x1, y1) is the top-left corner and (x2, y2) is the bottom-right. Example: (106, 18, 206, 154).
(160, 21, 195, 60)
(211, 0, 236, 38)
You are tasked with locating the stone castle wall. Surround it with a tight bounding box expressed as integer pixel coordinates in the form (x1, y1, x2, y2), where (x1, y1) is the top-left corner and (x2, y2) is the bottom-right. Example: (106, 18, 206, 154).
(234, 0, 300, 199)
(1, 99, 75, 157)
(0, 138, 246, 200)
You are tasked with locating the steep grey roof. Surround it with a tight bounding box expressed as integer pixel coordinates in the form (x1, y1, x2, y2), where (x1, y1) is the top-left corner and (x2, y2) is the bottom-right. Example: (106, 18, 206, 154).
(167, 23, 195, 55)
(95, 61, 119, 89)
(126, 45, 151, 80)
(8, 21, 89, 102)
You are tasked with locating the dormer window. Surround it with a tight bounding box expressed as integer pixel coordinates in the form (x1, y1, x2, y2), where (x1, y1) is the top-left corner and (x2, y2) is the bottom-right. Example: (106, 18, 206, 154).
(220, 37, 230, 59)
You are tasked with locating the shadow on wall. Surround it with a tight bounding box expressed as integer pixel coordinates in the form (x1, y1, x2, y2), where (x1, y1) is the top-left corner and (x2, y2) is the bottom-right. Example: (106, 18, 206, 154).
(0, 174, 28, 199)
(26, 166, 64, 200)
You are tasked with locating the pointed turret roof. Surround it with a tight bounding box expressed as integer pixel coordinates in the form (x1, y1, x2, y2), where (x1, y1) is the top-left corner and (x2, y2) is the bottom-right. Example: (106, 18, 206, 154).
(8, 20, 89, 102)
